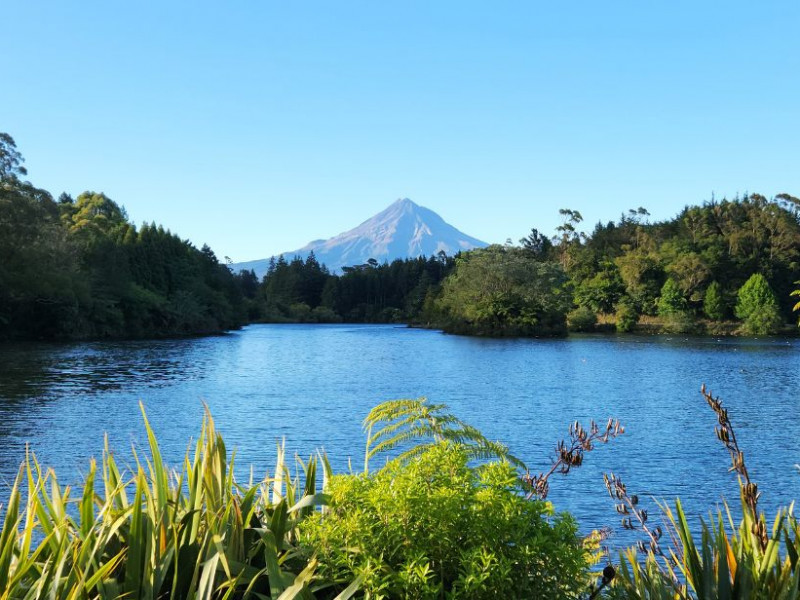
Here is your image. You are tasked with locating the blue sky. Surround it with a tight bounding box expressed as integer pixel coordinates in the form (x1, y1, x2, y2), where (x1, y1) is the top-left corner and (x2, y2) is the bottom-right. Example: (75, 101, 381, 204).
(4, 1, 799, 261)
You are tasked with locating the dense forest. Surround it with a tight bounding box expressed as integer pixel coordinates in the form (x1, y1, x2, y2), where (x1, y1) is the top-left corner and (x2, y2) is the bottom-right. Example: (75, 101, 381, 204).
(3, 131, 799, 340)
(251, 197, 800, 336)
(0, 134, 250, 340)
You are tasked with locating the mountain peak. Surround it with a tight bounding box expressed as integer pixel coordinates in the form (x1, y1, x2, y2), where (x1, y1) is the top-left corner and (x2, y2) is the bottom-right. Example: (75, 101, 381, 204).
(232, 199, 488, 277)
(393, 197, 417, 208)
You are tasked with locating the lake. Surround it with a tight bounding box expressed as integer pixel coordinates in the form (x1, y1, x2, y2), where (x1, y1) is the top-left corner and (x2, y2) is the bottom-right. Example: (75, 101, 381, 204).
(0, 324, 798, 547)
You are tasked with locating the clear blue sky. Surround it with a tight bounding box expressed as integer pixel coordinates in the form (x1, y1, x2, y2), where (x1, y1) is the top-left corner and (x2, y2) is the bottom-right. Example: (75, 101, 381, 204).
(4, 1, 799, 261)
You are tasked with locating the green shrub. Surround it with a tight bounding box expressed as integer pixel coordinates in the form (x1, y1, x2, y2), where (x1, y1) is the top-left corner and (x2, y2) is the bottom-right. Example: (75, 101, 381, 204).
(793, 280, 800, 325)
(703, 280, 726, 320)
(289, 301, 313, 322)
(656, 278, 687, 317)
(300, 443, 588, 599)
(608, 386, 800, 599)
(310, 305, 342, 322)
(0, 406, 327, 599)
(568, 306, 598, 332)
(615, 298, 638, 333)
(735, 274, 782, 335)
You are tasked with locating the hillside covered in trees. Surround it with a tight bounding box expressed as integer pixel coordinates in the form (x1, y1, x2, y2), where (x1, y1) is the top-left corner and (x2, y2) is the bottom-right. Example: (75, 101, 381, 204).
(251, 196, 800, 337)
(3, 132, 799, 340)
(0, 134, 250, 340)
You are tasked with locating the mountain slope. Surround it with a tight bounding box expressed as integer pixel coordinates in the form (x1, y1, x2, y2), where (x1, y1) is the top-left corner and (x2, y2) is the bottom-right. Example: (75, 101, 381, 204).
(234, 198, 487, 277)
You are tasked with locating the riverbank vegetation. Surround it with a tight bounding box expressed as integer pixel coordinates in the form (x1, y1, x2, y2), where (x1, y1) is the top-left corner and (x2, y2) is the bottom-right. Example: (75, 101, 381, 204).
(3, 131, 799, 340)
(1, 390, 799, 598)
(252, 197, 800, 338)
(0, 134, 250, 340)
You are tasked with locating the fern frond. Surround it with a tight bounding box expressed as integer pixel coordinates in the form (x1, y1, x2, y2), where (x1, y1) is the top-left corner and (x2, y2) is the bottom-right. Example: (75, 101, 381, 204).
(362, 397, 526, 472)
(366, 414, 426, 447)
(367, 424, 435, 459)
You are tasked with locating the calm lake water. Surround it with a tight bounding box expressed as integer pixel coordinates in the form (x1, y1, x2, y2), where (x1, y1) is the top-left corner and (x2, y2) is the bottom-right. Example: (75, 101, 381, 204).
(0, 324, 798, 545)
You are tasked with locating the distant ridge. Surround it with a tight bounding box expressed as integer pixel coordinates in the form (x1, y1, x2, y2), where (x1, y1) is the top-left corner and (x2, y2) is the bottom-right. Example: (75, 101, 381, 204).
(233, 198, 487, 277)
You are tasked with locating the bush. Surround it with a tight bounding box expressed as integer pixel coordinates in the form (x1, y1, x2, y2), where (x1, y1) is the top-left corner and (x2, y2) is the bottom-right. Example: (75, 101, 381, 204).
(0, 406, 326, 599)
(735, 274, 782, 335)
(703, 280, 726, 320)
(437, 246, 572, 337)
(615, 298, 638, 333)
(660, 311, 701, 335)
(568, 306, 598, 332)
(656, 278, 687, 317)
(300, 443, 588, 599)
(310, 305, 342, 322)
(289, 301, 313, 322)
(740, 305, 783, 336)
(608, 386, 800, 599)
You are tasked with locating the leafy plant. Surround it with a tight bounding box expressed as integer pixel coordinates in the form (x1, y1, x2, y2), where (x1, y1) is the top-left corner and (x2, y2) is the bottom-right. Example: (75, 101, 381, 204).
(436, 245, 572, 336)
(735, 273, 782, 335)
(656, 278, 687, 317)
(568, 306, 598, 332)
(300, 443, 588, 599)
(703, 280, 726, 321)
(615, 297, 638, 333)
(0, 404, 335, 599)
(610, 386, 800, 599)
(362, 397, 525, 473)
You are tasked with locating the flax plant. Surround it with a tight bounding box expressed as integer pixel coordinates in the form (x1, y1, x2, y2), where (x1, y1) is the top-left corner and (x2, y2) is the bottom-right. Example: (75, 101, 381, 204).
(0, 404, 344, 600)
(610, 387, 800, 600)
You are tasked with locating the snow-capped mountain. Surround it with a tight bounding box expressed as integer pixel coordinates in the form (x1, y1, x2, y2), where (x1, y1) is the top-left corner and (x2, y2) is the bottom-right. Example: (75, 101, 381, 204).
(233, 198, 487, 277)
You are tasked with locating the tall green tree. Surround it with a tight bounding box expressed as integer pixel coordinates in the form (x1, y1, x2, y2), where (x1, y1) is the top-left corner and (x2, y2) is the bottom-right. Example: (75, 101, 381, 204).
(437, 245, 571, 336)
(703, 281, 726, 321)
(657, 278, 687, 317)
(735, 273, 782, 335)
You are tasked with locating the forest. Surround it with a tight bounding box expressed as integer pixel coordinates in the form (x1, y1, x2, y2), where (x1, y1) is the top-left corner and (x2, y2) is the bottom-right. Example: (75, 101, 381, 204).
(0, 134, 249, 339)
(2, 131, 799, 340)
(251, 198, 800, 337)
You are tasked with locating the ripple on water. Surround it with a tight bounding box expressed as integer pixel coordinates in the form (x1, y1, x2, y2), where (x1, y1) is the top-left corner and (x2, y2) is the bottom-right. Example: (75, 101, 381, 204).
(0, 326, 797, 549)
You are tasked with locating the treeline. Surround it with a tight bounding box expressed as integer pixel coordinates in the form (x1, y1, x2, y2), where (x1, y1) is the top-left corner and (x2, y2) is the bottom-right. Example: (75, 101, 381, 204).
(564, 196, 800, 334)
(250, 195, 800, 336)
(244, 253, 454, 324)
(0, 134, 249, 340)
(5, 132, 799, 339)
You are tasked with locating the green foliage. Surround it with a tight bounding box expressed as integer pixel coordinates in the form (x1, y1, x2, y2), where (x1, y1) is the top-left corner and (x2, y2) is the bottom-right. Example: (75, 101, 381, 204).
(704, 280, 726, 321)
(615, 297, 638, 333)
(567, 306, 598, 332)
(735, 273, 782, 335)
(656, 278, 687, 317)
(437, 245, 571, 336)
(362, 397, 525, 473)
(257, 254, 452, 325)
(610, 387, 800, 599)
(300, 443, 588, 599)
(612, 498, 800, 600)
(615, 246, 664, 316)
(0, 133, 27, 179)
(0, 405, 331, 599)
(574, 267, 625, 314)
(656, 278, 698, 333)
(0, 134, 249, 340)
(790, 280, 800, 326)
(567, 196, 800, 327)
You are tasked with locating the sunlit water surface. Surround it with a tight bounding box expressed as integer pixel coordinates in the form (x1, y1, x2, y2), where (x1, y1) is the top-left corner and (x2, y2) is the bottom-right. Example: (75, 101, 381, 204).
(0, 324, 797, 547)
